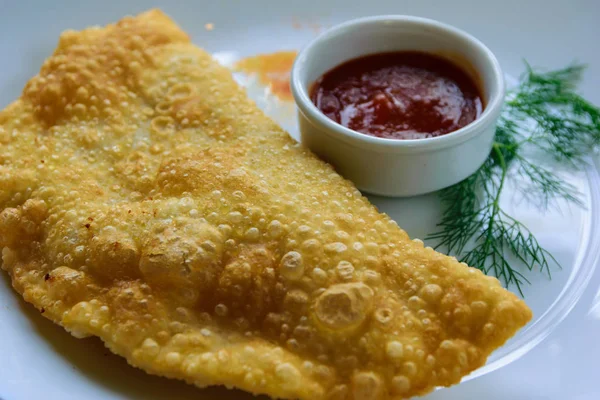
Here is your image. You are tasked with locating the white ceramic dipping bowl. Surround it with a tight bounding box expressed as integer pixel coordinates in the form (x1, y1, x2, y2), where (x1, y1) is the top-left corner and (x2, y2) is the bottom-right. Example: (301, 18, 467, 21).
(291, 16, 505, 197)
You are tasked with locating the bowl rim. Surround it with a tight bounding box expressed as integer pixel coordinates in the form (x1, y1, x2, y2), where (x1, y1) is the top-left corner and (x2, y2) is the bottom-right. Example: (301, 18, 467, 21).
(290, 15, 506, 152)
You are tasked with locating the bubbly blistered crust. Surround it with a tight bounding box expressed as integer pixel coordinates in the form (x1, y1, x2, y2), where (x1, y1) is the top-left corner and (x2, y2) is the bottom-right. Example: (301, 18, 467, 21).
(0, 9, 532, 400)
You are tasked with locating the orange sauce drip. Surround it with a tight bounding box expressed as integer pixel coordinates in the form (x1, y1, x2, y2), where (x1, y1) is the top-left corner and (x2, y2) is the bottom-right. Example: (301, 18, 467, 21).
(235, 51, 297, 101)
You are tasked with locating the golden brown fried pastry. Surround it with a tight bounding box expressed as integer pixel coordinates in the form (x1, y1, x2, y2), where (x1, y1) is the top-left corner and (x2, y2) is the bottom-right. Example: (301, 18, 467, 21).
(0, 9, 531, 400)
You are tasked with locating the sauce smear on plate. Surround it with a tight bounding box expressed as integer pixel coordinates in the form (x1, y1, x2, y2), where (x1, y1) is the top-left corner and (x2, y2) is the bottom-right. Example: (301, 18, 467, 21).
(310, 51, 483, 139)
(235, 51, 297, 101)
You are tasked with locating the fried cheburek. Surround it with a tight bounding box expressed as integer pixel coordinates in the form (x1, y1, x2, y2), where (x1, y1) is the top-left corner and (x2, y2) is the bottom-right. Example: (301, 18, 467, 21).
(0, 9, 532, 400)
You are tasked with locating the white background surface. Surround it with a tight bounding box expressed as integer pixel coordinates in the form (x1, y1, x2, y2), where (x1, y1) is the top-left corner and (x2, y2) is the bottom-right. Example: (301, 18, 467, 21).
(1, 1, 599, 399)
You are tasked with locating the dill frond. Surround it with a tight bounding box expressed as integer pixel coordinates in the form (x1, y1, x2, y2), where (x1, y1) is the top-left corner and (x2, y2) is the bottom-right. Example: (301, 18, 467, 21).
(427, 64, 600, 294)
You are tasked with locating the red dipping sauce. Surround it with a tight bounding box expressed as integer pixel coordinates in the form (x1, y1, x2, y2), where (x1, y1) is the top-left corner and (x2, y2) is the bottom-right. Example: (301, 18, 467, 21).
(310, 51, 483, 140)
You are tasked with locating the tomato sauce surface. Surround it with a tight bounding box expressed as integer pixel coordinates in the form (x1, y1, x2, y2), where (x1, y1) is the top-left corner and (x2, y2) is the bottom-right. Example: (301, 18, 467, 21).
(310, 51, 483, 139)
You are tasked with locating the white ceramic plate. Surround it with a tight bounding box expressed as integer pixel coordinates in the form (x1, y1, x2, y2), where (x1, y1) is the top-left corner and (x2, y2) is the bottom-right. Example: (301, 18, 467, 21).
(1, 1, 599, 399)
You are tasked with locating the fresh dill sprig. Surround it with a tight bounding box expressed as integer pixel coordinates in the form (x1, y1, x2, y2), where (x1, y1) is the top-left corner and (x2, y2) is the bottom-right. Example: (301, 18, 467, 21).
(427, 64, 600, 295)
